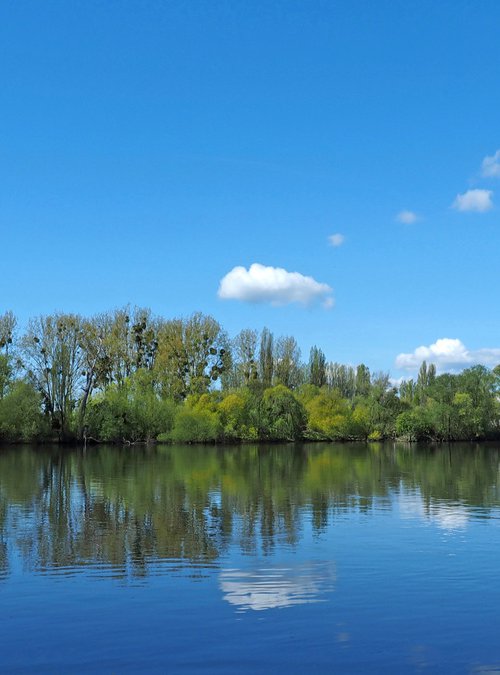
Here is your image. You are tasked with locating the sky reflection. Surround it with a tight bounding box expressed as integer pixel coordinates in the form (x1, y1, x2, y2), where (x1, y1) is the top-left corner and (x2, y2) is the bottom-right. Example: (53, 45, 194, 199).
(219, 561, 335, 612)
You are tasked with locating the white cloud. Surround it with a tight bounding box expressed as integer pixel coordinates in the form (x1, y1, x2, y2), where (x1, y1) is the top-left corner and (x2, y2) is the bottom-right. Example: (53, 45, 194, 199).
(328, 233, 345, 247)
(396, 210, 418, 224)
(396, 338, 500, 372)
(218, 263, 333, 308)
(452, 189, 493, 212)
(481, 149, 500, 178)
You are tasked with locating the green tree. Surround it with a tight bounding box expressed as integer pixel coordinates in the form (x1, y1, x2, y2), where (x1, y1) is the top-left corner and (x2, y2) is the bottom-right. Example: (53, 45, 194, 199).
(0, 354, 12, 400)
(259, 328, 274, 388)
(355, 364, 371, 397)
(274, 335, 302, 389)
(0, 311, 17, 401)
(95, 306, 160, 387)
(0, 381, 46, 442)
(231, 329, 259, 387)
(0, 310, 16, 356)
(305, 389, 350, 439)
(86, 370, 175, 443)
(21, 314, 83, 438)
(155, 312, 229, 401)
(308, 346, 327, 387)
(258, 385, 307, 441)
(170, 407, 220, 443)
(327, 362, 356, 398)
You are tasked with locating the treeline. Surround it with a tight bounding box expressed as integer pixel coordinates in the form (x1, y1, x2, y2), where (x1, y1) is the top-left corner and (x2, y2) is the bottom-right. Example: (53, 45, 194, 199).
(0, 308, 499, 443)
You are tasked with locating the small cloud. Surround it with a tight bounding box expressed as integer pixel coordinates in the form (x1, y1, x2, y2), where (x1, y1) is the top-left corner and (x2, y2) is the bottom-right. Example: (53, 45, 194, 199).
(218, 263, 333, 308)
(328, 233, 345, 247)
(396, 210, 418, 224)
(396, 338, 500, 372)
(452, 189, 493, 212)
(481, 149, 500, 178)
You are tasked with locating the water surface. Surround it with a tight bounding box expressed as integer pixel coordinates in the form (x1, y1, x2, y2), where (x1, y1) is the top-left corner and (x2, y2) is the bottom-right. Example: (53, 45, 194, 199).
(1, 442, 500, 673)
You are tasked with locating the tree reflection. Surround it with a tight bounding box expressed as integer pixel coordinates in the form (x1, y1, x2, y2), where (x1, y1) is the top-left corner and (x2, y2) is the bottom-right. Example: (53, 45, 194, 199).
(1, 442, 500, 580)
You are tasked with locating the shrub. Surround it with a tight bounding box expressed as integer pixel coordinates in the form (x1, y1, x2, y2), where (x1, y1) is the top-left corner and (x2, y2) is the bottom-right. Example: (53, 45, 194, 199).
(170, 408, 220, 443)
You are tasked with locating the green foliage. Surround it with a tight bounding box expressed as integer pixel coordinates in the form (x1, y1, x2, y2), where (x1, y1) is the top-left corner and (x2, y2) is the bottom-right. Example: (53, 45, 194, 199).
(170, 408, 220, 443)
(274, 336, 302, 389)
(0, 310, 16, 355)
(305, 389, 350, 439)
(258, 385, 307, 441)
(0, 354, 13, 399)
(230, 329, 259, 388)
(86, 371, 176, 442)
(217, 391, 250, 440)
(22, 313, 83, 438)
(0, 307, 498, 444)
(259, 328, 274, 388)
(0, 381, 46, 442)
(154, 312, 229, 401)
(346, 403, 371, 440)
(395, 409, 433, 441)
(308, 346, 327, 387)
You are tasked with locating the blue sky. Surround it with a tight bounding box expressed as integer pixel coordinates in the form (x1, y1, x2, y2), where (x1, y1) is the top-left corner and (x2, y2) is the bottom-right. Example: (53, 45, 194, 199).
(1, 0, 500, 377)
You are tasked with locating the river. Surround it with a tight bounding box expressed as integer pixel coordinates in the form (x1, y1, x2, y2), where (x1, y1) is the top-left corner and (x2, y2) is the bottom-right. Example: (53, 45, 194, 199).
(1, 442, 500, 673)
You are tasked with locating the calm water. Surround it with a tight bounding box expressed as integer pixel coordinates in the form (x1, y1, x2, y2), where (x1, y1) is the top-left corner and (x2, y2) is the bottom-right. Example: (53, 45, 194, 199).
(1, 442, 500, 674)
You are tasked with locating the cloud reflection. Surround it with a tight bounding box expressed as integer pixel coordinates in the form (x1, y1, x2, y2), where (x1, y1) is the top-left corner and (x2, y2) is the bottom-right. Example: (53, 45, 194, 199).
(399, 491, 469, 530)
(220, 561, 335, 612)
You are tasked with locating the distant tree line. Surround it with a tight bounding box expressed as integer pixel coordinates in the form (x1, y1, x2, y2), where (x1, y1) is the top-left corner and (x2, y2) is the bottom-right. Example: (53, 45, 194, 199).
(0, 308, 499, 444)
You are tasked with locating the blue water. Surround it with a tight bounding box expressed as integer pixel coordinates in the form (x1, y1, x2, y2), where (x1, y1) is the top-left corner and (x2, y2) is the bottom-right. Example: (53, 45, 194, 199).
(1, 443, 500, 673)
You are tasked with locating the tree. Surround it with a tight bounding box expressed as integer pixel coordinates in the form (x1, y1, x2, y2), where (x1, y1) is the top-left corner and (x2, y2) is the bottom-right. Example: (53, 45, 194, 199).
(327, 362, 356, 398)
(274, 335, 302, 389)
(259, 328, 274, 388)
(305, 389, 350, 439)
(231, 329, 259, 387)
(155, 312, 229, 401)
(76, 316, 110, 438)
(355, 364, 371, 397)
(0, 381, 46, 442)
(427, 374, 459, 440)
(21, 314, 83, 438)
(258, 385, 307, 441)
(95, 306, 160, 388)
(308, 346, 327, 387)
(218, 391, 250, 440)
(368, 372, 401, 438)
(416, 361, 436, 404)
(170, 402, 220, 442)
(456, 366, 496, 438)
(86, 369, 176, 443)
(0, 311, 16, 356)
(0, 354, 12, 400)
(0, 311, 17, 400)
(399, 378, 416, 404)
